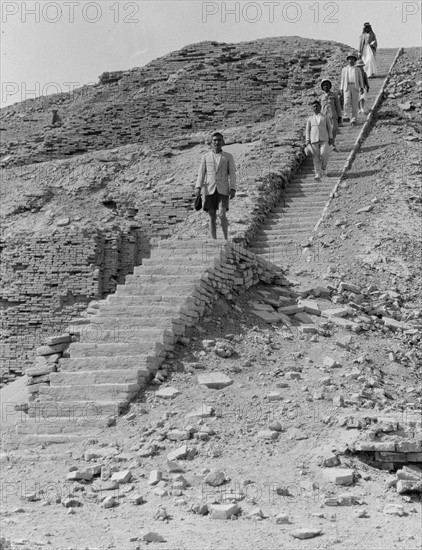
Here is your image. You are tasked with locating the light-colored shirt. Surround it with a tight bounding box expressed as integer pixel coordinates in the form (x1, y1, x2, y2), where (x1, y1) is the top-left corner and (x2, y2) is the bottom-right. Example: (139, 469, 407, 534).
(212, 152, 222, 170)
(347, 67, 355, 83)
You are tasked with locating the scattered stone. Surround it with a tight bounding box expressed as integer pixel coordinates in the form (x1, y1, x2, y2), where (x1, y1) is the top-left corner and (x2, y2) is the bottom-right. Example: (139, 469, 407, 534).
(153, 506, 169, 520)
(141, 532, 165, 542)
(397, 480, 422, 494)
(355, 508, 369, 518)
(66, 469, 94, 481)
(324, 468, 354, 486)
(268, 421, 282, 432)
(267, 392, 283, 401)
(383, 504, 407, 516)
(205, 470, 226, 487)
(285, 371, 301, 380)
(190, 501, 209, 515)
(322, 308, 350, 318)
(186, 405, 214, 419)
(197, 373, 233, 389)
(167, 446, 188, 462)
(110, 470, 132, 484)
(62, 498, 82, 508)
(101, 496, 117, 508)
(215, 342, 235, 358)
(275, 513, 291, 524)
(258, 430, 279, 440)
(322, 453, 341, 468)
(167, 460, 185, 473)
(148, 470, 163, 486)
(155, 387, 180, 399)
(167, 429, 191, 441)
(323, 357, 340, 368)
(290, 528, 322, 539)
(209, 503, 239, 520)
(129, 493, 144, 505)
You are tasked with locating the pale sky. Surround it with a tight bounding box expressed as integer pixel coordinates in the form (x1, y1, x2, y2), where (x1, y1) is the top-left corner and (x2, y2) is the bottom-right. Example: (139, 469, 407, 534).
(1, 1, 421, 107)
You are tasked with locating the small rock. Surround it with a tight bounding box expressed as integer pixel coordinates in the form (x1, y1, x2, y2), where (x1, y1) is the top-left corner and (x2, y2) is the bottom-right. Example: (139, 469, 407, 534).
(209, 503, 239, 520)
(141, 532, 165, 542)
(110, 470, 132, 484)
(148, 470, 163, 486)
(101, 496, 117, 509)
(275, 513, 291, 524)
(155, 387, 180, 399)
(324, 468, 354, 486)
(383, 504, 407, 516)
(290, 528, 322, 539)
(205, 470, 226, 487)
(153, 506, 168, 520)
(129, 493, 144, 505)
(190, 501, 209, 515)
(258, 430, 279, 440)
(197, 373, 233, 389)
(267, 392, 283, 401)
(62, 498, 82, 508)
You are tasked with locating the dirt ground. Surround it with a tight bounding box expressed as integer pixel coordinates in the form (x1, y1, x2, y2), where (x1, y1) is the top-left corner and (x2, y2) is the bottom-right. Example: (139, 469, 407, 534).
(1, 50, 421, 550)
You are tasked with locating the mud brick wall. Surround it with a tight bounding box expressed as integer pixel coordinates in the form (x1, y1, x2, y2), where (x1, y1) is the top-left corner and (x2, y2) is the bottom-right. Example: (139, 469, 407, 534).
(351, 417, 422, 471)
(0, 228, 150, 385)
(1, 38, 349, 167)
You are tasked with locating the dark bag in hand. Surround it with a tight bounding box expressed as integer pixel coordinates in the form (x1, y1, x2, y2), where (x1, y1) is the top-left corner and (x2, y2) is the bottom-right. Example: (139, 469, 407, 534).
(194, 195, 202, 211)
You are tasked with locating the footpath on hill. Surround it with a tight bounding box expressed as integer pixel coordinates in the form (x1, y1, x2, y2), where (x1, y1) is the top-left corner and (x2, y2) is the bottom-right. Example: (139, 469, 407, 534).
(1, 50, 421, 550)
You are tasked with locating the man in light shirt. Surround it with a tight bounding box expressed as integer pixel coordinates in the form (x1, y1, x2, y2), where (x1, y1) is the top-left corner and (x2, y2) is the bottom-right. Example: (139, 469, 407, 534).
(305, 100, 333, 181)
(340, 52, 364, 125)
(195, 132, 236, 240)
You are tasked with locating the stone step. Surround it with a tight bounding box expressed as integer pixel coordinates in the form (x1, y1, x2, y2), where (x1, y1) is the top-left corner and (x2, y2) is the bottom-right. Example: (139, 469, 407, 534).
(255, 227, 316, 238)
(125, 274, 201, 284)
(59, 355, 156, 372)
(255, 227, 314, 237)
(27, 400, 125, 418)
(4, 433, 91, 448)
(75, 326, 174, 345)
(38, 382, 140, 401)
(280, 197, 328, 205)
(50, 369, 150, 387)
(12, 415, 113, 435)
(143, 256, 206, 266)
(282, 185, 332, 193)
(83, 316, 174, 328)
(115, 283, 195, 296)
(134, 265, 206, 276)
(106, 295, 186, 306)
(266, 209, 324, 218)
(96, 304, 182, 317)
(68, 342, 166, 357)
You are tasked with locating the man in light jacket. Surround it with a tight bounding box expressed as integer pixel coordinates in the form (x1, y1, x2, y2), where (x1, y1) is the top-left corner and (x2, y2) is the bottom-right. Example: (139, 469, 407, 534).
(195, 132, 236, 240)
(340, 52, 364, 125)
(305, 100, 333, 181)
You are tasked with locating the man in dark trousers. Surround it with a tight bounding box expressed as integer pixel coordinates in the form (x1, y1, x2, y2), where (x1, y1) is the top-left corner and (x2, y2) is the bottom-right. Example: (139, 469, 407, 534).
(195, 132, 236, 240)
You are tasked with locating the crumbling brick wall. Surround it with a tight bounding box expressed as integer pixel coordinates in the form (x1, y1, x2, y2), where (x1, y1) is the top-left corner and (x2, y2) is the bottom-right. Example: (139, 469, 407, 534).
(0, 228, 150, 385)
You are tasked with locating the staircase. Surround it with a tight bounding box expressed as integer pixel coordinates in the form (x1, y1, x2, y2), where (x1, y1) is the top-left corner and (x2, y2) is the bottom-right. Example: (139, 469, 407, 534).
(4, 240, 285, 449)
(248, 49, 400, 264)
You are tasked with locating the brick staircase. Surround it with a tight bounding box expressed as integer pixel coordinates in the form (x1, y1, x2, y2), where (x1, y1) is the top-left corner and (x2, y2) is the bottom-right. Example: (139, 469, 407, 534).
(4, 241, 285, 449)
(248, 48, 400, 263)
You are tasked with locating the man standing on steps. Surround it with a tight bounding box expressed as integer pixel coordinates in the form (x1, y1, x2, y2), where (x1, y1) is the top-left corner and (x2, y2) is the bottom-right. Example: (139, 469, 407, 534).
(305, 100, 333, 181)
(340, 52, 364, 125)
(195, 132, 236, 240)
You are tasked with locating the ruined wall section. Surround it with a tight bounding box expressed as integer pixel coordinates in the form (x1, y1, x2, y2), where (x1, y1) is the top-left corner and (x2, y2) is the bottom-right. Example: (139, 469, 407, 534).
(1, 38, 349, 167)
(0, 228, 150, 385)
